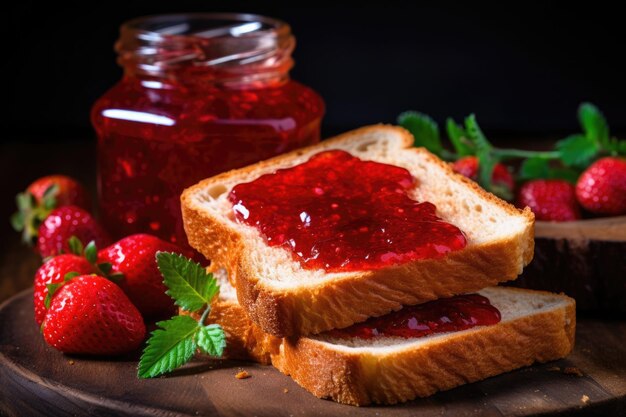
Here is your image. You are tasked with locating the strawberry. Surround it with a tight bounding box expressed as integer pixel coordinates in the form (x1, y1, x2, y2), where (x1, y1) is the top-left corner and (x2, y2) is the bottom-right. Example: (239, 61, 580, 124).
(27, 175, 90, 211)
(42, 275, 145, 355)
(575, 157, 626, 216)
(11, 175, 90, 247)
(37, 206, 111, 258)
(517, 179, 581, 221)
(452, 156, 515, 198)
(33, 254, 95, 326)
(98, 234, 187, 318)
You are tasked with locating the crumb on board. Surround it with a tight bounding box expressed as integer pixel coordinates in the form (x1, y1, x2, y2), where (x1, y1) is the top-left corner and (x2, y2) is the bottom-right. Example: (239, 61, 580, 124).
(564, 367, 584, 377)
(235, 370, 251, 379)
(68, 360, 75, 365)
(283, 388, 289, 394)
(581, 394, 590, 404)
(547, 366, 560, 372)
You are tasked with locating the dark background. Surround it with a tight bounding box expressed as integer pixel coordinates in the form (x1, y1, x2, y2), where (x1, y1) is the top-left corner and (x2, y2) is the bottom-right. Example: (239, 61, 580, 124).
(4, 2, 626, 143)
(2, 3, 626, 285)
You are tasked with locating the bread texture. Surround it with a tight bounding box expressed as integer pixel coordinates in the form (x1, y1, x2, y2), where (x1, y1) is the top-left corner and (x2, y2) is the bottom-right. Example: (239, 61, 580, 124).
(202, 272, 575, 406)
(182, 125, 535, 337)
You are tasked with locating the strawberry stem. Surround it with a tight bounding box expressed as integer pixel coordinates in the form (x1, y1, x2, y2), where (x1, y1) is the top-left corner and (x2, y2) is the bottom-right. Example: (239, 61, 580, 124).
(198, 303, 211, 325)
(492, 148, 561, 160)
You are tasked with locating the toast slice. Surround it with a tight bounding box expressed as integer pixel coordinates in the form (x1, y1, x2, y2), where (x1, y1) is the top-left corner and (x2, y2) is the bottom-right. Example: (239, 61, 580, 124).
(203, 271, 575, 406)
(182, 125, 535, 337)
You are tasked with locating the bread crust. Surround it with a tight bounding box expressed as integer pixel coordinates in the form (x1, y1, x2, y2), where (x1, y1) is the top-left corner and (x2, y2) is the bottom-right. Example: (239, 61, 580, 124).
(274, 289, 576, 406)
(181, 125, 535, 337)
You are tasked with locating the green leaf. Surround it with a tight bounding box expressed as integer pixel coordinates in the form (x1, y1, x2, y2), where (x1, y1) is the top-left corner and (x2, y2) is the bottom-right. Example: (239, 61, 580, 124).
(68, 236, 84, 256)
(63, 271, 80, 282)
(556, 134, 600, 168)
(16, 192, 34, 212)
(578, 102, 609, 144)
(197, 324, 226, 357)
(45, 282, 63, 309)
(464, 114, 496, 190)
(156, 252, 219, 312)
(10, 212, 24, 232)
(108, 272, 125, 283)
(98, 262, 113, 275)
(42, 184, 59, 211)
(519, 157, 550, 181)
(397, 111, 443, 156)
(84, 241, 97, 264)
(138, 315, 199, 379)
(446, 118, 474, 157)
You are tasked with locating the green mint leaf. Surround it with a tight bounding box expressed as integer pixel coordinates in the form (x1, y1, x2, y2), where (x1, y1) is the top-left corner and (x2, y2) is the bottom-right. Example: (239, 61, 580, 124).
(84, 241, 98, 264)
(603, 137, 626, 156)
(197, 324, 226, 357)
(446, 118, 474, 157)
(397, 111, 443, 156)
(547, 167, 580, 184)
(519, 157, 550, 181)
(45, 282, 64, 309)
(156, 252, 219, 312)
(68, 236, 84, 256)
(464, 114, 496, 190)
(138, 315, 199, 379)
(578, 102, 609, 144)
(556, 134, 599, 168)
(10, 212, 24, 232)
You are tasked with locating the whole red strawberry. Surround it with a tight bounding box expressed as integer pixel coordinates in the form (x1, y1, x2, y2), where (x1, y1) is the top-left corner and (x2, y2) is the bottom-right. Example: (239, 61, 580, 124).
(42, 275, 145, 355)
(11, 175, 90, 247)
(576, 157, 626, 216)
(27, 175, 90, 211)
(33, 254, 95, 326)
(452, 156, 515, 197)
(37, 206, 111, 258)
(98, 234, 185, 318)
(517, 179, 581, 221)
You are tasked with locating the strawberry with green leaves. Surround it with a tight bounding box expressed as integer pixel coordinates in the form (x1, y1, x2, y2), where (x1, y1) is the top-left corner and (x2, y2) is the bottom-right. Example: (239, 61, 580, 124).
(33, 237, 122, 325)
(42, 274, 145, 355)
(11, 175, 90, 248)
(138, 252, 225, 378)
(37, 206, 110, 258)
(98, 234, 190, 319)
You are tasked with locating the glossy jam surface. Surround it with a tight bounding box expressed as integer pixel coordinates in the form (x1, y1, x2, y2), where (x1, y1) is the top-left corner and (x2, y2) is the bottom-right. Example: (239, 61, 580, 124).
(228, 150, 467, 272)
(326, 294, 501, 339)
(93, 77, 324, 246)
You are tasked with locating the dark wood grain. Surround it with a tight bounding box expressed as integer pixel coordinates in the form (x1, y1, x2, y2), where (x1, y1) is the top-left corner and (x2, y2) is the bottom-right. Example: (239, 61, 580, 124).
(514, 217, 626, 314)
(1, 290, 625, 417)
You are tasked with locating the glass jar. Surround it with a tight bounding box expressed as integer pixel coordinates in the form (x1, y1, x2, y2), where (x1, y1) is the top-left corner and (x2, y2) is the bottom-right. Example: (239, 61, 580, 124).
(92, 13, 325, 247)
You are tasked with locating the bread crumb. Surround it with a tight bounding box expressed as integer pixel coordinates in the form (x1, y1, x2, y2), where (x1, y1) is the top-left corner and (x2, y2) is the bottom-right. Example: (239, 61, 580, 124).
(235, 370, 251, 379)
(581, 394, 590, 404)
(68, 360, 75, 365)
(283, 388, 289, 393)
(564, 367, 584, 377)
(547, 366, 560, 372)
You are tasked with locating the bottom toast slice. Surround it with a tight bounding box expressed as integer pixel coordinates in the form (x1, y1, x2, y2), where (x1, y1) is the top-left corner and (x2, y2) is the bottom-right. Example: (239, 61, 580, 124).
(189, 269, 575, 406)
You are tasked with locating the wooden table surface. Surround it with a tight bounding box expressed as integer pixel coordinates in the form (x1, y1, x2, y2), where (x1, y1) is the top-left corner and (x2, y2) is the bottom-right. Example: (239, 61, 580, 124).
(2, 139, 625, 416)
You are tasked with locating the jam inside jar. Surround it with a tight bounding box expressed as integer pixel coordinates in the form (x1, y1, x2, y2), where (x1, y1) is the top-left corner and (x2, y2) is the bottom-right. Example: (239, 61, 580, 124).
(92, 13, 325, 247)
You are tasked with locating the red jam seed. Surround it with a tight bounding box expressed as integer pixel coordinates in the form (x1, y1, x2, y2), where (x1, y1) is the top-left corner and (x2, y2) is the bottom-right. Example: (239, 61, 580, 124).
(326, 294, 501, 339)
(228, 150, 466, 272)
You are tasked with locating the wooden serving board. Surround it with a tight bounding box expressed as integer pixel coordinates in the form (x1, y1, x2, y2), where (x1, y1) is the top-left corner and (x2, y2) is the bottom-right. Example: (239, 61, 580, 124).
(1, 290, 625, 417)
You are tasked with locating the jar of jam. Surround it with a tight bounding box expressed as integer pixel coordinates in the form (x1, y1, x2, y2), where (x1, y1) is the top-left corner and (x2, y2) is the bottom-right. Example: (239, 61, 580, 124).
(92, 13, 325, 247)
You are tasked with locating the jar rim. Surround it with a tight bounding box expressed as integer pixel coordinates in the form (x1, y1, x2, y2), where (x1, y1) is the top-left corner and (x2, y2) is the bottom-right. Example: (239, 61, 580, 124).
(119, 13, 291, 44)
(116, 13, 295, 83)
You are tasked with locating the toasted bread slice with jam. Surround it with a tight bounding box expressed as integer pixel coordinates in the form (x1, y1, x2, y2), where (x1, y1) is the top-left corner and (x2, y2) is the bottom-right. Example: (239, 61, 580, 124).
(182, 125, 535, 337)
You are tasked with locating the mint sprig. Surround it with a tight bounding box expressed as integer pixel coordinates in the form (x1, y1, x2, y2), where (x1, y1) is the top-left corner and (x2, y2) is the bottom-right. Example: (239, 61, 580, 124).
(138, 252, 226, 379)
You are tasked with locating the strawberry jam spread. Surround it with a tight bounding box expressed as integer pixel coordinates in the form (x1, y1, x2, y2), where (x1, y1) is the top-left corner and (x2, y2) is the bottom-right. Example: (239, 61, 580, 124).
(228, 150, 467, 272)
(325, 294, 501, 339)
